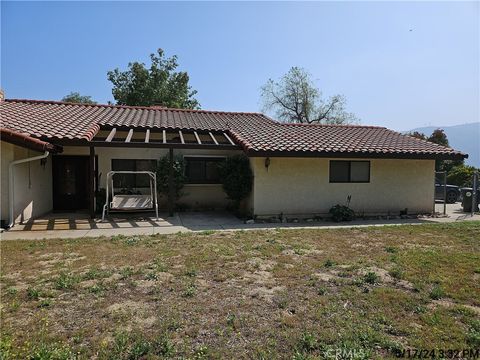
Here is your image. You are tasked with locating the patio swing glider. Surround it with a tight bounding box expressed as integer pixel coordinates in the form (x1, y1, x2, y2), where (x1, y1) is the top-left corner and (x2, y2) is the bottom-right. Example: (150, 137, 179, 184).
(102, 171, 159, 221)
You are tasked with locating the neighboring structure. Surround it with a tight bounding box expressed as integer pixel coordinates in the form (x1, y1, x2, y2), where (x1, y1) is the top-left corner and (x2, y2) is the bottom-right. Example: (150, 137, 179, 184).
(0, 98, 467, 226)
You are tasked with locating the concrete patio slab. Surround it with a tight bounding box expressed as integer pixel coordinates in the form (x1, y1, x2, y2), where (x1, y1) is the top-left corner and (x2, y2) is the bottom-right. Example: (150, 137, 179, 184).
(1, 204, 478, 241)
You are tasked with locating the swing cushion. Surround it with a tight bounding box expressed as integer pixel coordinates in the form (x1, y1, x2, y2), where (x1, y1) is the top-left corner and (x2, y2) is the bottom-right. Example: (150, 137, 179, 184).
(110, 195, 153, 210)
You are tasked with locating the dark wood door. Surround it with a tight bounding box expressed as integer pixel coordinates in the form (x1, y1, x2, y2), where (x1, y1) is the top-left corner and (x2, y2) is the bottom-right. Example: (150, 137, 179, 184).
(52, 156, 90, 211)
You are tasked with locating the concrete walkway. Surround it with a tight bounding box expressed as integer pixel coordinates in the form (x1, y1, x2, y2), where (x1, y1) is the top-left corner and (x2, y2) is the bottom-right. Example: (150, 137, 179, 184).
(1, 203, 478, 240)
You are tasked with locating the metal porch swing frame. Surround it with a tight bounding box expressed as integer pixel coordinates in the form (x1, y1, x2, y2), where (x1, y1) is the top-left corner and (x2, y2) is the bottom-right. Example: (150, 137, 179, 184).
(102, 170, 159, 221)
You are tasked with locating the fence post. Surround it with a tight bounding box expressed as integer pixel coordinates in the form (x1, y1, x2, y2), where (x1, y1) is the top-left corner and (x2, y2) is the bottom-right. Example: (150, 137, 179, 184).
(443, 171, 447, 215)
(472, 171, 478, 217)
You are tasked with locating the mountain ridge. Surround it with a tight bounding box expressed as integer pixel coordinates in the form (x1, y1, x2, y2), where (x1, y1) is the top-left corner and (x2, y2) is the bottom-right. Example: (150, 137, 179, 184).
(406, 122, 479, 167)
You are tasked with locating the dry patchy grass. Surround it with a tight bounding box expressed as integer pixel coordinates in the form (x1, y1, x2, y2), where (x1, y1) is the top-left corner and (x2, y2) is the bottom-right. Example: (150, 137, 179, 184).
(1, 222, 479, 359)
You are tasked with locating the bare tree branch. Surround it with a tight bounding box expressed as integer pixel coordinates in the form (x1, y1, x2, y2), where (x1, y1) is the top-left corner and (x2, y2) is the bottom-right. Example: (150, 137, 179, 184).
(260, 67, 358, 125)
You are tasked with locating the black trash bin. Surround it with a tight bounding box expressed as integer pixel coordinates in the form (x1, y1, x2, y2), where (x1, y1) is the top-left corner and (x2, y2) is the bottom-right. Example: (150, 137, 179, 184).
(461, 188, 479, 212)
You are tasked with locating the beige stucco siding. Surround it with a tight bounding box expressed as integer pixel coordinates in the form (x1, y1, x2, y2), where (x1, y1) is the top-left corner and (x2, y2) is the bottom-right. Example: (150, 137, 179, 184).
(0, 141, 53, 224)
(250, 157, 435, 217)
(60, 146, 241, 210)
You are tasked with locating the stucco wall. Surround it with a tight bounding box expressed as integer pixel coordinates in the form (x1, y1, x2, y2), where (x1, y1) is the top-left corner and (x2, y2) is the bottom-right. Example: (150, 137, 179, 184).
(59, 146, 242, 210)
(250, 157, 435, 217)
(0, 141, 53, 224)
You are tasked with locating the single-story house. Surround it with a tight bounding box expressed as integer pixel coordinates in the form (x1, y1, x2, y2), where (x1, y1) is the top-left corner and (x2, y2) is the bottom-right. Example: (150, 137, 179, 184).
(0, 97, 467, 227)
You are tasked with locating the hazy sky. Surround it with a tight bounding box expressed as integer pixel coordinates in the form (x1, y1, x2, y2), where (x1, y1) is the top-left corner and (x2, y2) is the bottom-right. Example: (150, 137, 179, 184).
(1, 1, 479, 131)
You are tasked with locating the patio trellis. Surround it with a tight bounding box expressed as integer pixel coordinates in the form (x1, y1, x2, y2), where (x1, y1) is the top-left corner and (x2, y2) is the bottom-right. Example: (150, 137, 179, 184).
(78, 126, 240, 219)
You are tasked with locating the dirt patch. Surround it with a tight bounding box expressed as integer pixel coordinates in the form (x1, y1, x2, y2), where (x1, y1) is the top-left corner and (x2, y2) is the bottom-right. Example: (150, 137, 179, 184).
(359, 266, 415, 290)
(249, 285, 286, 302)
(246, 257, 277, 271)
(313, 271, 337, 282)
(80, 279, 97, 288)
(135, 280, 157, 289)
(242, 270, 275, 286)
(429, 299, 480, 315)
(107, 300, 147, 314)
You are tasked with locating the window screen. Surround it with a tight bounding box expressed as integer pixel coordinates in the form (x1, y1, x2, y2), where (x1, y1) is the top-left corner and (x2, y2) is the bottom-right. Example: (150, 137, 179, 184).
(185, 157, 224, 184)
(330, 161, 370, 183)
(111, 159, 157, 189)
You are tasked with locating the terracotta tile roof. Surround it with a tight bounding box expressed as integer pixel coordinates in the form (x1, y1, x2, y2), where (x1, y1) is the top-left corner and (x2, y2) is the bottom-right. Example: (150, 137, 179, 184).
(0, 128, 62, 153)
(231, 122, 467, 159)
(0, 99, 272, 140)
(0, 99, 467, 160)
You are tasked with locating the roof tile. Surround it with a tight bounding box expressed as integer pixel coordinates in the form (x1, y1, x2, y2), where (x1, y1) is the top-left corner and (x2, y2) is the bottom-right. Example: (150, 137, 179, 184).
(0, 99, 467, 159)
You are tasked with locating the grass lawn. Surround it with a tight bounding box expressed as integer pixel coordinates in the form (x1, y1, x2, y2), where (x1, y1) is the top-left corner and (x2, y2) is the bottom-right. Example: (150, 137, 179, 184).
(1, 222, 480, 359)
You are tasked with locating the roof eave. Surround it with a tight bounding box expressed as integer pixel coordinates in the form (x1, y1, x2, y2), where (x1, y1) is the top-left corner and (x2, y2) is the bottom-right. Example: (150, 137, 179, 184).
(0, 128, 63, 154)
(246, 149, 467, 160)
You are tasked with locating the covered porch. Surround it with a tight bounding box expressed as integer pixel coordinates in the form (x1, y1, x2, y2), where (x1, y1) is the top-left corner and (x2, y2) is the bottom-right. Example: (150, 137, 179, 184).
(47, 126, 242, 221)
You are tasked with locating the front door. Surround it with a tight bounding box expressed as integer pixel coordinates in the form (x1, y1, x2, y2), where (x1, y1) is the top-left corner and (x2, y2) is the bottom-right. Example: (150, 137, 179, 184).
(52, 156, 90, 211)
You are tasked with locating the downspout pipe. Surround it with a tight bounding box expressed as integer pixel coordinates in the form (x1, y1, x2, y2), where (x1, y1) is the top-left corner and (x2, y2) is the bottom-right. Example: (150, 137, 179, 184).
(8, 151, 50, 228)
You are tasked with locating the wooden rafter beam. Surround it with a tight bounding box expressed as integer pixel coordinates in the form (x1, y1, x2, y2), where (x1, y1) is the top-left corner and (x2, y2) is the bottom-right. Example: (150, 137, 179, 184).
(162, 130, 166, 144)
(145, 129, 150, 143)
(194, 131, 202, 144)
(209, 132, 219, 145)
(125, 129, 134, 143)
(223, 132, 235, 146)
(105, 128, 117, 142)
(178, 130, 185, 144)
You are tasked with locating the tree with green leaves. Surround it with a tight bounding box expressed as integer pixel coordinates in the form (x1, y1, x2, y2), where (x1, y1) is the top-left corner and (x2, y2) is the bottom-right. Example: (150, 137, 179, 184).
(218, 155, 253, 212)
(428, 129, 449, 147)
(408, 131, 427, 140)
(155, 155, 186, 200)
(107, 49, 200, 109)
(447, 165, 478, 187)
(425, 129, 463, 172)
(61, 92, 96, 104)
(260, 67, 358, 124)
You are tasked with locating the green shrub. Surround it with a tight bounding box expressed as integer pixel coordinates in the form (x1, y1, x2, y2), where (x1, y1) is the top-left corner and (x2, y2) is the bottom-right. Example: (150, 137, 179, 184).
(317, 286, 327, 295)
(54, 272, 79, 290)
(27, 287, 40, 300)
(156, 154, 186, 199)
(429, 284, 445, 300)
(363, 271, 379, 285)
(324, 259, 335, 267)
(298, 332, 318, 352)
(389, 266, 404, 280)
(447, 165, 478, 187)
(218, 155, 253, 210)
(467, 319, 480, 347)
(329, 204, 355, 222)
(120, 266, 134, 280)
(185, 268, 197, 277)
(385, 246, 397, 254)
(183, 283, 197, 298)
(6, 287, 17, 296)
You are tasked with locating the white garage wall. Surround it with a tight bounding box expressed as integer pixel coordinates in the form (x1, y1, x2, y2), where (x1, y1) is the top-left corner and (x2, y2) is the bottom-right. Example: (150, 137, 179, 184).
(250, 157, 435, 217)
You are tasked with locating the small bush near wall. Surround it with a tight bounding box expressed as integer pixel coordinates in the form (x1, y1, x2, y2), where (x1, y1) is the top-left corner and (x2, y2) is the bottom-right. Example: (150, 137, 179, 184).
(218, 155, 253, 212)
(329, 204, 355, 222)
(156, 155, 186, 199)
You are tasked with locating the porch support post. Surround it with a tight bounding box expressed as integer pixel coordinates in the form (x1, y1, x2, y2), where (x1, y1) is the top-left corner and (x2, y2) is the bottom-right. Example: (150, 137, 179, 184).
(89, 146, 95, 219)
(168, 147, 174, 217)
